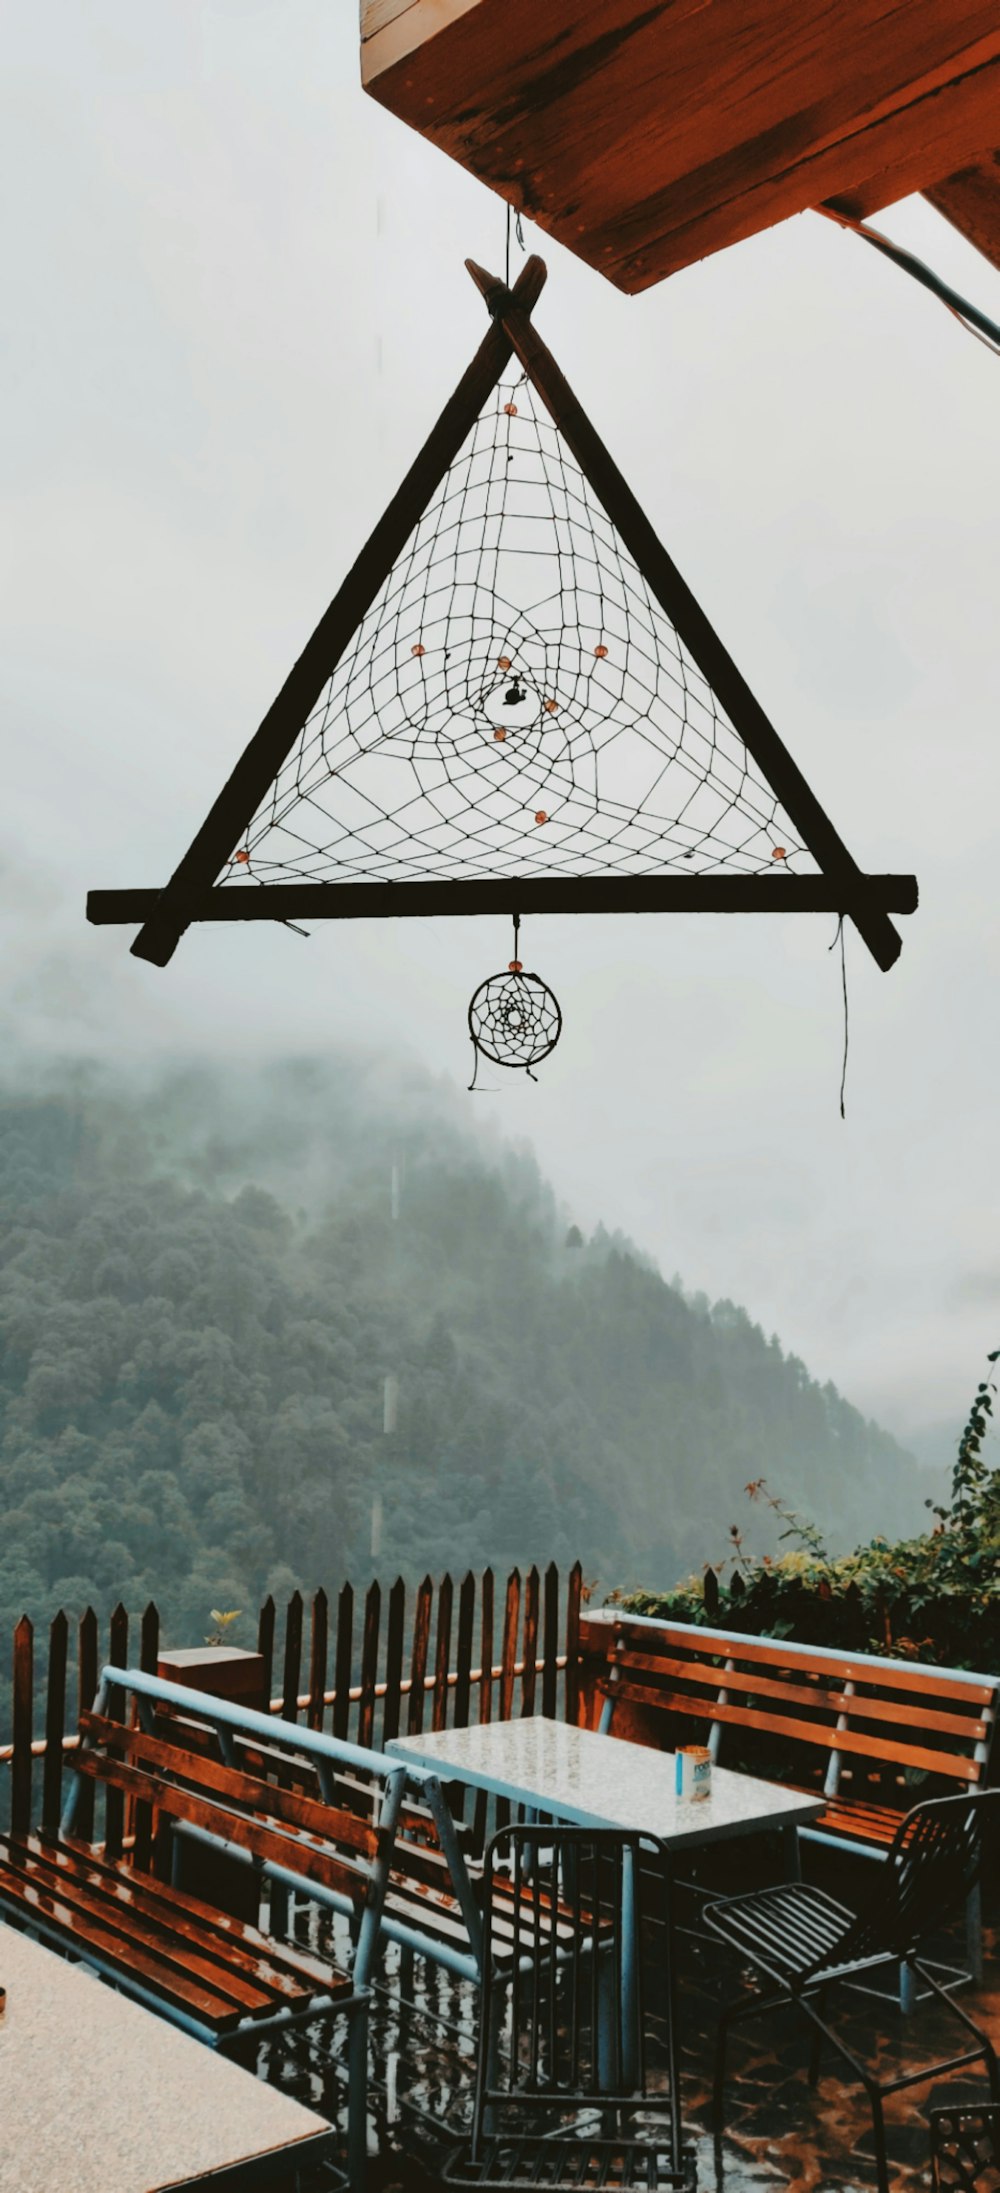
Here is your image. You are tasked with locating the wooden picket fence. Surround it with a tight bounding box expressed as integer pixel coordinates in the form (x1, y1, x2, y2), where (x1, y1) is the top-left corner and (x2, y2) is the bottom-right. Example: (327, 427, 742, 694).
(0, 1562, 583, 1840)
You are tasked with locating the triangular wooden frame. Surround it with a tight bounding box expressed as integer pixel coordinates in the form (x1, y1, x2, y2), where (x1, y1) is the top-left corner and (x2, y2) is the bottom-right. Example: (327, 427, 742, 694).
(87, 256, 916, 972)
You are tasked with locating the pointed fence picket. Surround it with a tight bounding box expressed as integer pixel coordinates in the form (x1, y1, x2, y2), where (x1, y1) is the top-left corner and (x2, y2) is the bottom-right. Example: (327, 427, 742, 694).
(2, 1561, 583, 1837)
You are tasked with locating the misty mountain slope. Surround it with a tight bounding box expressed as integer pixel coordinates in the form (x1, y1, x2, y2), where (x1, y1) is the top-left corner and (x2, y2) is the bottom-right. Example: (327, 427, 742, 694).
(0, 1061, 924, 1651)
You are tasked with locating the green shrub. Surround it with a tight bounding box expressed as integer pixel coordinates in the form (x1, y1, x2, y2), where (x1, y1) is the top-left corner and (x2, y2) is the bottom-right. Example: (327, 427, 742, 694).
(617, 1350, 1000, 1675)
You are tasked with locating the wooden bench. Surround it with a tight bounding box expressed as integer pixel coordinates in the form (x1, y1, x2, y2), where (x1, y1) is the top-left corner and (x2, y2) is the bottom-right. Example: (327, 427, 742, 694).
(0, 1665, 411, 2193)
(591, 1612, 999, 1997)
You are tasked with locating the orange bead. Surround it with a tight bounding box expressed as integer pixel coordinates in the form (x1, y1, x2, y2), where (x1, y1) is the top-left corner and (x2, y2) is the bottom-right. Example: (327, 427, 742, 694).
(411, 643, 426, 657)
(509, 959, 523, 973)
(493, 727, 507, 742)
(497, 656, 512, 670)
(543, 698, 557, 714)
(772, 846, 787, 861)
(235, 849, 250, 864)
(594, 644, 608, 659)
(534, 811, 548, 825)
(503, 403, 518, 416)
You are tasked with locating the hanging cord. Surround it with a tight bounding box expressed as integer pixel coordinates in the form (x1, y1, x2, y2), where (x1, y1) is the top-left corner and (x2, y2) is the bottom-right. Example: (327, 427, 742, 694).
(505, 203, 526, 289)
(829, 915, 849, 1120)
(817, 205, 1000, 359)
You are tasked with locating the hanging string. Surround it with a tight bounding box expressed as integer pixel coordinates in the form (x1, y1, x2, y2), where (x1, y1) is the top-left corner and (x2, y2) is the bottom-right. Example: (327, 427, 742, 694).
(505, 203, 526, 289)
(829, 915, 849, 1119)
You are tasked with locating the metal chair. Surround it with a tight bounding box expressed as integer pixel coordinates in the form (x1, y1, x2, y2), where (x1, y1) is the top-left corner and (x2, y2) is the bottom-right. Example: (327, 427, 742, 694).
(704, 1790, 999, 2193)
(444, 1822, 696, 2189)
(930, 2102, 1000, 2189)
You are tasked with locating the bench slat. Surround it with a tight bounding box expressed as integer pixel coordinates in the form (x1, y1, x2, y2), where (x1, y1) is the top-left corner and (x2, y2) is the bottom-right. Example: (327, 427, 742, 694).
(71, 1750, 373, 1901)
(608, 1651, 990, 1739)
(609, 1624, 997, 1706)
(0, 1853, 245, 2030)
(81, 1711, 379, 1859)
(21, 1834, 334, 1999)
(608, 1679, 982, 1780)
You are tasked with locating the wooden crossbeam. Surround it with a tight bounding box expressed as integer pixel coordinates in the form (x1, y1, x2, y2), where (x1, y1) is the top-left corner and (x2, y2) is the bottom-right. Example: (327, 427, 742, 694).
(128, 257, 548, 969)
(466, 259, 906, 973)
(88, 875, 918, 926)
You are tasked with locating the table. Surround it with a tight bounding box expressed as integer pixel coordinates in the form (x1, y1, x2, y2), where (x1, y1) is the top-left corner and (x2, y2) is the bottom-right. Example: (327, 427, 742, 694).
(0, 1922, 337, 2193)
(388, 1715, 825, 1870)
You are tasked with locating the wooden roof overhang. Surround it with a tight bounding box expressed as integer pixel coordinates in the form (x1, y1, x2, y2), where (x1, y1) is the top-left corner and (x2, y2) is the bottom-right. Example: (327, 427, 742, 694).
(361, 1, 1000, 290)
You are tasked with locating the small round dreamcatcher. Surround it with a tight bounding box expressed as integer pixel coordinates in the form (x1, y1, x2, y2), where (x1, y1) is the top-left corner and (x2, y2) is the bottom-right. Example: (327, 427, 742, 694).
(468, 917, 562, 1088)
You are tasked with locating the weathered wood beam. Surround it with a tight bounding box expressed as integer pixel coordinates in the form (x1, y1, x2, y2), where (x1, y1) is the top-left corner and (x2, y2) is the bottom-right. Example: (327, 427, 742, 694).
(466, 259, 906, 972)
(88, 876, 919, 926)
(129, 256, 548, 970)
(923, 152, 1000, 273)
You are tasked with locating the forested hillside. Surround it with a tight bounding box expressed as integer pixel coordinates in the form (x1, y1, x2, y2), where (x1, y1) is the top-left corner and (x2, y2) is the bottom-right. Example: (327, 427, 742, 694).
(0, 1059, 925, 1663)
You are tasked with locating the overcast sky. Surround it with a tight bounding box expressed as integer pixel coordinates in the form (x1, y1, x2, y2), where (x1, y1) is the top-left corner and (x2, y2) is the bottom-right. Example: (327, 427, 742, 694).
(4, 1, 1000, 1449)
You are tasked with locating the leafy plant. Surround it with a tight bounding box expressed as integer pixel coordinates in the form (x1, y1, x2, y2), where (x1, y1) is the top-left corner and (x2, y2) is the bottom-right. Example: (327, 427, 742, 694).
(205, 1608, 242, 1647)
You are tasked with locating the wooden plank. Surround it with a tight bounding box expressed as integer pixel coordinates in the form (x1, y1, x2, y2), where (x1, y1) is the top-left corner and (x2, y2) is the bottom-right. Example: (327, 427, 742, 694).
(0, 1862, 246, 2030)
(541, 1563, 559, 1721)
(332, 1584, 354, 1743)
(307, 1588, 329, 1734)
(565, 1563, 582, 1726)
(363, 0, 1000, 292)
(257, 1595, 276, 1702)
(520, 1566, 539, 1718)
(104, 1604, 129, 1862)
(128, 255, 548, 967)
(610, 1678, 983, 1777)
(71, 1751, 373, 1900)
(924, 151, 1000, 272)
(407, 1576, 434, 1737)
(382, 1577, 406, 1748)
(357, 1580, 382, 1751)
(41, 1611, 68, 1839)
(281, 1590, 303, 1725)
(454, 1571, 476, 1729)
(88, 874, 919, 928)
(469, 258, 903, 974)
(432, 1573, 454, 1735)
(11, 1617, 33, 1840)
(611, 1648, 990, 1738)
(75, 1609, 98, 1841)
(609, 1621, 998, 1704)
(79, 1713, 379, 1857)
(20, 1834, 335, 1994)
(499, 1570, 521, 1724)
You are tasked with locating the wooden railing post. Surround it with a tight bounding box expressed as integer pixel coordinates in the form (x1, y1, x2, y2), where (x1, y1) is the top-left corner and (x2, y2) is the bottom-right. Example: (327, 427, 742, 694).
(104, 1603, 129, 1861)
(521, 1566, 540, 1717)
(565, 1562, 583, 1725)
(432, 1574, 453, 1734)
(454, 1571, 475, 1729)
(332, 1583, 354, 1742)
(307, 1588, 328, 1733)
(40, 1610, 68, 1838)
(407, 1576, 433, 1737)
(357, 1582, 381, 1750)
(75, 1608, 98, 1840)
(542, 1561, 559, 1719)
(11, 1616, 33, 1839)
(382, 1578, 405, 1748)
(281, 1591, 303, 1724)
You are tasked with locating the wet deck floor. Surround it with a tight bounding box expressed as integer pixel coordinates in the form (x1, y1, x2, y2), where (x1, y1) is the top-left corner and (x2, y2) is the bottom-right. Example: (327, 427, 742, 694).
(255, 1848, 999, 2191)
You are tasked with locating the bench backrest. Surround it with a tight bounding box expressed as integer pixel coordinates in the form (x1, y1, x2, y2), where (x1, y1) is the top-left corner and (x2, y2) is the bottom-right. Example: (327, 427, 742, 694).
(61, 1668, 411, 1985)
(598, 1618, 999, 1804)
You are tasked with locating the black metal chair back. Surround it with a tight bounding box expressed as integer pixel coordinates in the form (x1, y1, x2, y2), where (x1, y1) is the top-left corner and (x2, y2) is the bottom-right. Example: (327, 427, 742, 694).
(929, 2102, 1000, 2190)
(469, 1823, 684, 2172)
(863, 1790, 997, 1965)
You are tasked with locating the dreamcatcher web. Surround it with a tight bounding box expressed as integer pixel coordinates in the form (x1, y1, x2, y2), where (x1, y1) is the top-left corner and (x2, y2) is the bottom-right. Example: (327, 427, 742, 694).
(227, 367, 807, 890)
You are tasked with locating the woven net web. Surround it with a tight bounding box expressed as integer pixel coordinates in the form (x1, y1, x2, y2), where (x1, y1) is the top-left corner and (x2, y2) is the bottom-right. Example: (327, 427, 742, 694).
(227, 367, 806, 890)
(469, 967, 562, 1077)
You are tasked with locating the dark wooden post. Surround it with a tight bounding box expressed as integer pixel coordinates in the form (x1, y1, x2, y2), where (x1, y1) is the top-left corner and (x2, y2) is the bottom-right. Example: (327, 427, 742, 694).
(257, 1596, 276, 1703)
(499, 1571, 521, 1725)
(76, 1608, 98, 1840)
(104, 1603, 129, 1861)
(407, 1576, 433, 1737)
(11, 1617, 33, 1840)
(332, 1583, 354, 1742)
(454, 1571, 476, 1729)
(382, 1578, 406, 1749)
(521, 1566, 540, 1718)
(133, 1603, 160, 1870)
(565, 1563, 583, 1725)
(307, 1588, 329, 1733)
(542, 1562, 559, 1719)
(432, 1573, 454, 1735)
(357, 1582, 381, 1751)
(41, 1610, 69, 1838)
(479, 1568, 495, 1726)
(281, 1591, 304, 1723)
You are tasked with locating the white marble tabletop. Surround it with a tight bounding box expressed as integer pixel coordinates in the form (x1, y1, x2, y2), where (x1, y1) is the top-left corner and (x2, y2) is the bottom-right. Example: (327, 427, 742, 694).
(389, 1716, 824, 1851)
(0, 1921, 334, 2193)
